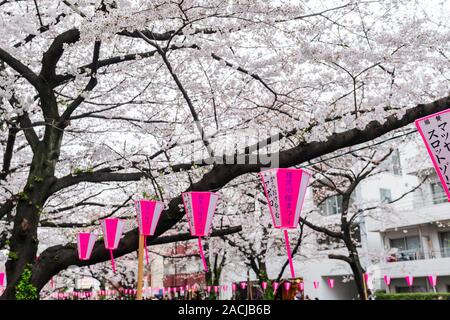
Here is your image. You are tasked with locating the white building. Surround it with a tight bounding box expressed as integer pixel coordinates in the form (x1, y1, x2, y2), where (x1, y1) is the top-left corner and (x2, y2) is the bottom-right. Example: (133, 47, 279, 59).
(282, 143, 450, 299)
(216, 141, 450, 300)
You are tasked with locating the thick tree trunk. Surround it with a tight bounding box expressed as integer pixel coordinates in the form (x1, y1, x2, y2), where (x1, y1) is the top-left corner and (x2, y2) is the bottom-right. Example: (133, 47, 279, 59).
(343, 227, 367, 300)
(2, 130, 62, 299)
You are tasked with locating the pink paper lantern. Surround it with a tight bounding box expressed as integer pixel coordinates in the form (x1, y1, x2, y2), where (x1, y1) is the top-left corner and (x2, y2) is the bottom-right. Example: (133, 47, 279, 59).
(182, 191, 219, 272)
(77, 232, 97, 260)
(406, 275, 414, 287)
(284, 282, 291, 292)
(272, 281, 279, 293)
(428, 275, 437, 287)
(313, 281, 319, 289)
(206, 286, 211, 293)
(135, 199, 164, 265)
(0, 272, 6, 287)
(101, 218, 125, 272)
(260, 168, 312, 278)
(261, 281, 267, 290)
(327, 278, 334, 289)
(232, 283, 237, 292)
(240, 282, 247, 289)
(214, 286, 219, 293)
(299, 282, 304, 291)
(383, 275, 391, 286)
(363, 273, 369, 283)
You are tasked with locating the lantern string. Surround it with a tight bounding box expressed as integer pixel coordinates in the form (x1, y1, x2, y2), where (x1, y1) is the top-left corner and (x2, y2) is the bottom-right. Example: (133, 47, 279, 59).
(197, 237, 208, 272)
(109, 249, 116, 273)
(144, 235, 149, 265)
(283, 229, 295, 279)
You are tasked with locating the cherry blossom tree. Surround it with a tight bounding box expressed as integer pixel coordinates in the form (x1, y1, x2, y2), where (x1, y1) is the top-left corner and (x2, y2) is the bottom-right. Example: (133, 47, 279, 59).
(300, 146, 428, 299)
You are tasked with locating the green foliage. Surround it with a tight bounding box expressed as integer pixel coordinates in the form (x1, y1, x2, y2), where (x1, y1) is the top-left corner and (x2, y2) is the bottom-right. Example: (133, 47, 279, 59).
(263, 280, 275, 300)
(17, 192, 29, 202)
(33, 176, 44, 183)
(15, 265, 39, 300)
(8, 251, 18, 260)
(142, 192, 159, 200)
(375, 291, 450, 300)
(73, 167, 93, 175)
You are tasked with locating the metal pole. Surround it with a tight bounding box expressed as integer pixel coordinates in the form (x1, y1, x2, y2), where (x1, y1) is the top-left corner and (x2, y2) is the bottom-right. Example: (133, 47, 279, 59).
(136, 234, 145, 300)
(362, 275, 368, 300)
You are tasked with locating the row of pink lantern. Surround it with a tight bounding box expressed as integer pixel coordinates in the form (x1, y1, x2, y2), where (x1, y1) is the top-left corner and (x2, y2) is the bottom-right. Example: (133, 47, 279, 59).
(51, 285, 232, 299)
(76, 168, 312, 277)
(381, 274, 438, 288)
(48, 274, 442, 300)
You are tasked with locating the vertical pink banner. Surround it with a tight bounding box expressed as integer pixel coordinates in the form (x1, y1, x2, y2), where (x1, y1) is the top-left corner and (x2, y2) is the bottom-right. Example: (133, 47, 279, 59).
(415, 110, 450, 201)
(383, 275, 391, 286)
(313, 281, 319, 289)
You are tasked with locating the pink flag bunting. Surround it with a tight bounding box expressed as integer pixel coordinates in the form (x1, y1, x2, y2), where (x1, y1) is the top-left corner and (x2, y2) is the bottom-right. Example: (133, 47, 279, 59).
(327, 278, 334, 289)
(313, 281, 319, 289)
(261, 281, 267, 290)
(383, 275, 391, 286)
(428, 275, 437, 287)
(284, 282, 291, 292)
(135, 199, 164, 265)
(363, 273, 369, 283)
(182, 192, 219, 272)
(273, 281, 279, 293)
(101, 218, 125, 272)
(260, 168, 312, 278)
(406, 275, 414, 287)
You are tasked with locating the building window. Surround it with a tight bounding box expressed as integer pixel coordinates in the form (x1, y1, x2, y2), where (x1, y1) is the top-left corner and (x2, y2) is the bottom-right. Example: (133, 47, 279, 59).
(390, 149, 402, 175)
(430, 182, 446, 204)
(439, 232, 450, 258)
(380, 188, 392, 203)
(388, 235, 423, 261)
(320, 195, 343, 216)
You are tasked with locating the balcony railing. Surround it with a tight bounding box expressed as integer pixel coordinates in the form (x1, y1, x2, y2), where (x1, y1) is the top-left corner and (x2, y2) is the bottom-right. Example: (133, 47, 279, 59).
(385, 249, 425, 263)
(385, 248, 450, 262)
